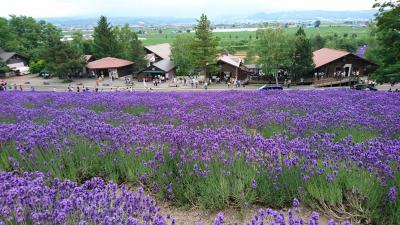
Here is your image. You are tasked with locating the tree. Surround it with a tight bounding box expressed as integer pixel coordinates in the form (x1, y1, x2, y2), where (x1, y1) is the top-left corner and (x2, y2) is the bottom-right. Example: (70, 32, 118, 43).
(71, 31, 85, 54)
(0, 60, 9, 73)
(311, 34, 326, 51)
(291, 27, 315, 79)
(0, 15, 60, 62)
(114, 24, 134, 59)
(314, 20, 321, 28)
(42, 36, 85, 80)
(191, 14, 220, 78)
(71, 31, 95, 55)
(29, 60, 46, 74)
(0, 17, 13, 49)
(171, 35, 196, 77)
(93, 16, 119, 59)
(129, 33, 147, 72)
(256, 28, 294, 85)
(371, 0, 400, 84)
(114, 24, 146, 71)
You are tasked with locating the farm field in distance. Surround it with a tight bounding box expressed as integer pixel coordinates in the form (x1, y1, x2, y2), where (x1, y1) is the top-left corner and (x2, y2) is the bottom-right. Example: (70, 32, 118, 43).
(0, 90, 399, 224)
(138, 26, 369, 46)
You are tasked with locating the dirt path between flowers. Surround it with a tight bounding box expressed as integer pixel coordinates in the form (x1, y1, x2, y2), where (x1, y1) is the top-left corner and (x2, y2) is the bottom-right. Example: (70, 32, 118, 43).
(121, 184, 335, 224)
(157, 201, 331, 224)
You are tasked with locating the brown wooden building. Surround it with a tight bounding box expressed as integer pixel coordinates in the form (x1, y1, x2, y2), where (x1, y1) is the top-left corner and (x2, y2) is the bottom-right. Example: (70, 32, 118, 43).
(86, 57, 134, 78)
(214, 53, 250, 82)
(138, 59, 176, 81)
(308, 48, 377, 83)
(0, 48, 29, 69)
(144, 43, 171, 65)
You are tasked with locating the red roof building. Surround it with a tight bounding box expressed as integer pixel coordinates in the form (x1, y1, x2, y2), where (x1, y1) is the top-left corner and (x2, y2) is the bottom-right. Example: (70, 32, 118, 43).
(87, 57, 134, 70)
(309, 48, 377, 83)
(313, 48, 350, 68)
(86, 57, 134, 77)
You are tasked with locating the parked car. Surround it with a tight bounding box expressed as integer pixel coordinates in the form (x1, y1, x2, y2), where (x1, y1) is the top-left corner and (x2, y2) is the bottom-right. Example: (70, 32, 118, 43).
(258, 84, 284, 90)
(351, 83, 378, 91)
(39, 68, 52, 79)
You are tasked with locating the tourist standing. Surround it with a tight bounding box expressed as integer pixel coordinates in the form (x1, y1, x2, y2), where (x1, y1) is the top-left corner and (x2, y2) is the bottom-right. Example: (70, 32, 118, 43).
(143, 78, 148, 90)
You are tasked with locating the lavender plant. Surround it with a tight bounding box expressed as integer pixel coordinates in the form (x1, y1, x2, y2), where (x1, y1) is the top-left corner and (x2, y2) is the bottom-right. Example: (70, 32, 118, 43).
(0, 90, 399, 224)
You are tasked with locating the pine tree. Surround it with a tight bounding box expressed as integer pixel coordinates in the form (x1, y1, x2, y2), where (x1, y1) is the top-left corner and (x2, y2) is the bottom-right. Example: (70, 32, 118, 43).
(42, 36, 85, 80)
(93, 16, 118, 59)
(291, 27, 315, 80)
(191, 14, 220, 78)
(130, 32, 147, 72)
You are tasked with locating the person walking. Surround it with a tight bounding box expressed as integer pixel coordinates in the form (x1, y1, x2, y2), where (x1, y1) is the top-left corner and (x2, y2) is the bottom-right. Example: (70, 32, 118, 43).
(204, 82, 208, 90)
(143, 78, 148, 90)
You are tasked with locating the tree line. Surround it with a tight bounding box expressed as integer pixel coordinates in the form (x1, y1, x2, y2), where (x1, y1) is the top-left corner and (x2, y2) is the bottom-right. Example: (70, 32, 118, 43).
(172, 1, 399, 84)
(0, 15, 147, 80)
(171, 16, 315, 81)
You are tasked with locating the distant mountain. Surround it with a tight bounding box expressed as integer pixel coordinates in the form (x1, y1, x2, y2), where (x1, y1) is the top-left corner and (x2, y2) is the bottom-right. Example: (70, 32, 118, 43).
(42, 17, 197, 27)
(245, 10, 377, 22)
(41, 10, 377, 28)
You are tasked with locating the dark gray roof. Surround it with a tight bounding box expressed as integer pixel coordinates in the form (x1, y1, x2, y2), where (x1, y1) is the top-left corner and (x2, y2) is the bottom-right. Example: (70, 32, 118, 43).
(153, 59, 176, 72)
(144, 43, 171, 60)
(0, 52, 17, 62)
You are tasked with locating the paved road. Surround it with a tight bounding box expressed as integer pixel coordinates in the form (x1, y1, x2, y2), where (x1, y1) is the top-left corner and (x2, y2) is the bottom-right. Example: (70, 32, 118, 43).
(2, 74, 400, 92)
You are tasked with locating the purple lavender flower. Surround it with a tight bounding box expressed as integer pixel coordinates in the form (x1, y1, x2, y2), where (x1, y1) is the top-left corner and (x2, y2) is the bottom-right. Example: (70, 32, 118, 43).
(389, 186, 397, 203)
(292, 198, 300, 207)
(251, 179, 257, 189)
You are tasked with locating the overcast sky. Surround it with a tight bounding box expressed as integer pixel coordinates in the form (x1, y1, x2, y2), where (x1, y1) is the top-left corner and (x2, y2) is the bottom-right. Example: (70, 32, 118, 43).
(0, 0, 376, 18)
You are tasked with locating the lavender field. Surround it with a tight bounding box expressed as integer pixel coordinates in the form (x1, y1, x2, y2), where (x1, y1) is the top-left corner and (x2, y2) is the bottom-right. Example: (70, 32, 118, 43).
(0, 90, 399, 224)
